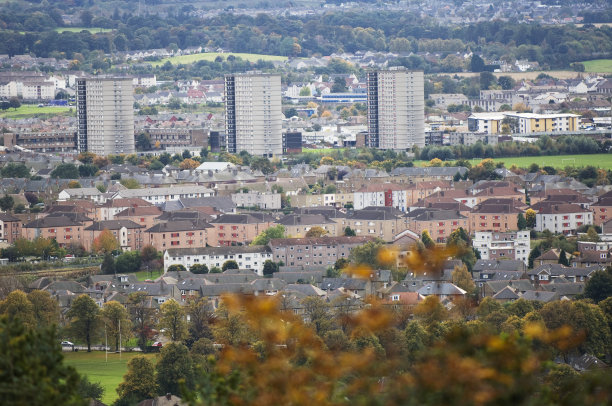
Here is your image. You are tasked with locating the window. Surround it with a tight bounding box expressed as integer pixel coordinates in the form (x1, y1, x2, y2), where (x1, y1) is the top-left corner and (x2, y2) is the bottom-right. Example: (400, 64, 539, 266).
(65, 228, 72, 232)
(171, 241, 179, 246)
(391, 294, 400, 301)
(171, 233, 179, 238)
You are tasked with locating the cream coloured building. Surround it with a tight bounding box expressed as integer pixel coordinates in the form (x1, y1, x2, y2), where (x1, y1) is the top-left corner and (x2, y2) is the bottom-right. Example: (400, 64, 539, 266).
(225, 72, 282, 157)
(366, 68, 425, 150)
(76, 77, 135, 155)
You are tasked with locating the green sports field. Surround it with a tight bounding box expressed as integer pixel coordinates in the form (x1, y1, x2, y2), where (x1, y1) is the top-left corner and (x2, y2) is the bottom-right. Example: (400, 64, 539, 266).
(0, 105, 73, 119)
(64, 351, 157, 404)
(581, 59, 612, 73)
(150, 52, 288, 67)
(414, 153, 612, 170)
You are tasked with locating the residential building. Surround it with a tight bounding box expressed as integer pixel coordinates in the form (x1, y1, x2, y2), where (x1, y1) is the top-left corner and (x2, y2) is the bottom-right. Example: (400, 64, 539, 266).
(208, 213, 275, 246)
(76, 77, 135, 155)
(366, 68, 425, 150)
(353, 183, 410, 211)
(467, 112, 506, 134)
(111, 186, 214, 204)
(23, 215, 86, 248)
(533, 202, 593, 234)
(0, 213, 21, 243)
(231, 191, 281, 210)
(503, 112, 580, 133)
(3, 130, 77, 153)
(269, 236, 374, 267)
(406, 209, 469, 243)
(469, 198, 524, 233)
(225, 72, 282, 156)
(114, 206, 163, 231)
(144, 127, 208, 149)
(58, 188, 104, 203)
(275, 213, 339, 238)
(472, 231, 531, 264)
(591, 190, 612, 226)
(163, 245, 273, 275)
(83, 220, 145, 251)
(338, 207, 407, 241)
(145, 219, 212, 251)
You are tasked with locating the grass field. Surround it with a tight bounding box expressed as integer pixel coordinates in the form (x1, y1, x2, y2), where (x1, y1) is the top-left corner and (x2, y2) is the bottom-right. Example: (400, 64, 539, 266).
(150, 52, 288, 67)
(134, 269, 163, 281)
(581, 59, 612, 73)
(0, 105, 73, 119)
(55, 27, 113, 34)
(64, 351, 157, 404)
(447, 70, 580, 80)
(414, 154, 612, 170)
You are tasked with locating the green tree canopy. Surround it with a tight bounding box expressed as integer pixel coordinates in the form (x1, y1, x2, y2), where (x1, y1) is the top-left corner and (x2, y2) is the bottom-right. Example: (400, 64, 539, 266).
(251, 225, 286, 246)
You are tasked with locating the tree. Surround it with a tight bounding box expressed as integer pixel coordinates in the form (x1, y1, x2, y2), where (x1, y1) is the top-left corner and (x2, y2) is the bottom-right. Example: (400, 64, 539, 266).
(0, 290, 35, 329)
(179, 158, 200, 170)
(497, 76, 515, 90)
(77, 376, 104, 402)
(517, 213, 527, 230)
(78, 164, 98, 178)
(100, 301, 130, 352)
(584, 268, 612, 303)
(0, 317, 83, 405)
(8, 97, 20, 110)
(115, 251, 142, 274)
(284, 107, 298, 118)
(101, 253, 115, 275)
(140, 245, 158, 265)
(222, 260, 239, 271)
(1, 163, 30, 178)
(50, 163, 79, 179)
(159, 299, 188, 342)
(119, 178, 140, 189)
(262, 260, 279, 276)
(66, 294, 100, 352)
(299, 86, 311, 96)
(348, 239, 385, 268)
(331, 77, 347, 93)
(27, 290, 59, 328)
(128, 292, 156, 351)
(80, 10, 93, 26)
(558, 249, 569, 266)
(251, 225, 286, 246)
(186, 298, 214, 344)
(301, 296, 334, 336)
(190, 264, 209, 274)
(155, 343, 194, 397)
(451, 264, 475, 292)
(470, 54, 485, 72)
(92, 229, 120, 254)
(525, 208, 536, 229)
(421, 230, 435, 248)
(117, 356, 157, 404)
(0, 194, 14, 212)
(479, 71, 496, 90)
(167, 264, 187, 273)
(305, 226, 328, 238)
(344, 227, 356, 237)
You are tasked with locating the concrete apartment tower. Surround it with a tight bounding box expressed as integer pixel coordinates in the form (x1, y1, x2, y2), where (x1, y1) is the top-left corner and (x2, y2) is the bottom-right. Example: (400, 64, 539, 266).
(366, 68, 425, 150)
(76, 77, 135, 155)
(224, 72, 282, 157)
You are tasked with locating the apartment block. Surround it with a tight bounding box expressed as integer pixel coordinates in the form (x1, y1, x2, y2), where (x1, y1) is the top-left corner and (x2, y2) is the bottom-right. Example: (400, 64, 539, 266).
(225, 72, 282, 156)
(366, 68, 425, 150)
(163, 245, 273, 275)
(3, 131, 76, 153)
(231, 191, 281, 210)
(469, 198, 524, 233)
(534, 203, 593, 234)
(472, 231, 531, 265)
(143, 127, 208, 150)
(83, 220, 145, 252)
(0, 213, 22, 243)
(76, 77, 135, 155)
(268, 236, 374, 267)
(406, 209, 469, 243)
(145, 219, 213, 251)
(208, 213, 275, 247)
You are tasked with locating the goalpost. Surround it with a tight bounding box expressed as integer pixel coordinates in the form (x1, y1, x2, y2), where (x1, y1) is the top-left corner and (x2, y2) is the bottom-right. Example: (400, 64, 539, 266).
(561, 158, 576, 166)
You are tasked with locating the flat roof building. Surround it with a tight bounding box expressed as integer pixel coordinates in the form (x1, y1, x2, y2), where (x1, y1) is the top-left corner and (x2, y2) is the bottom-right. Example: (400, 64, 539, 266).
(367, 68, 425, 150)
(76, 77, 135, 155)
(225, 72, 282, 157)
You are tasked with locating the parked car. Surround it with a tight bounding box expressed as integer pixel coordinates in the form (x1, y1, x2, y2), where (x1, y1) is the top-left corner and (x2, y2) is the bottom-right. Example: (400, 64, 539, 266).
(61, 341, 74, 346)
(152, 341, 163, 348)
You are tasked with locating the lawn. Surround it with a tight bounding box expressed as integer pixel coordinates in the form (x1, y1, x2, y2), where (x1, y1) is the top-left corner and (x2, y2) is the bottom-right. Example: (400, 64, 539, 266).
(581, 59, 612, 73)
(0, 105, 73, 119)
(414, 153, 612, 170)
(64, 351, 157, 404)
(134, 268, 163, 281)
(55, 27, 114, 34)
(149, 52, 288, 67)
(302, 147, 346, 154)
